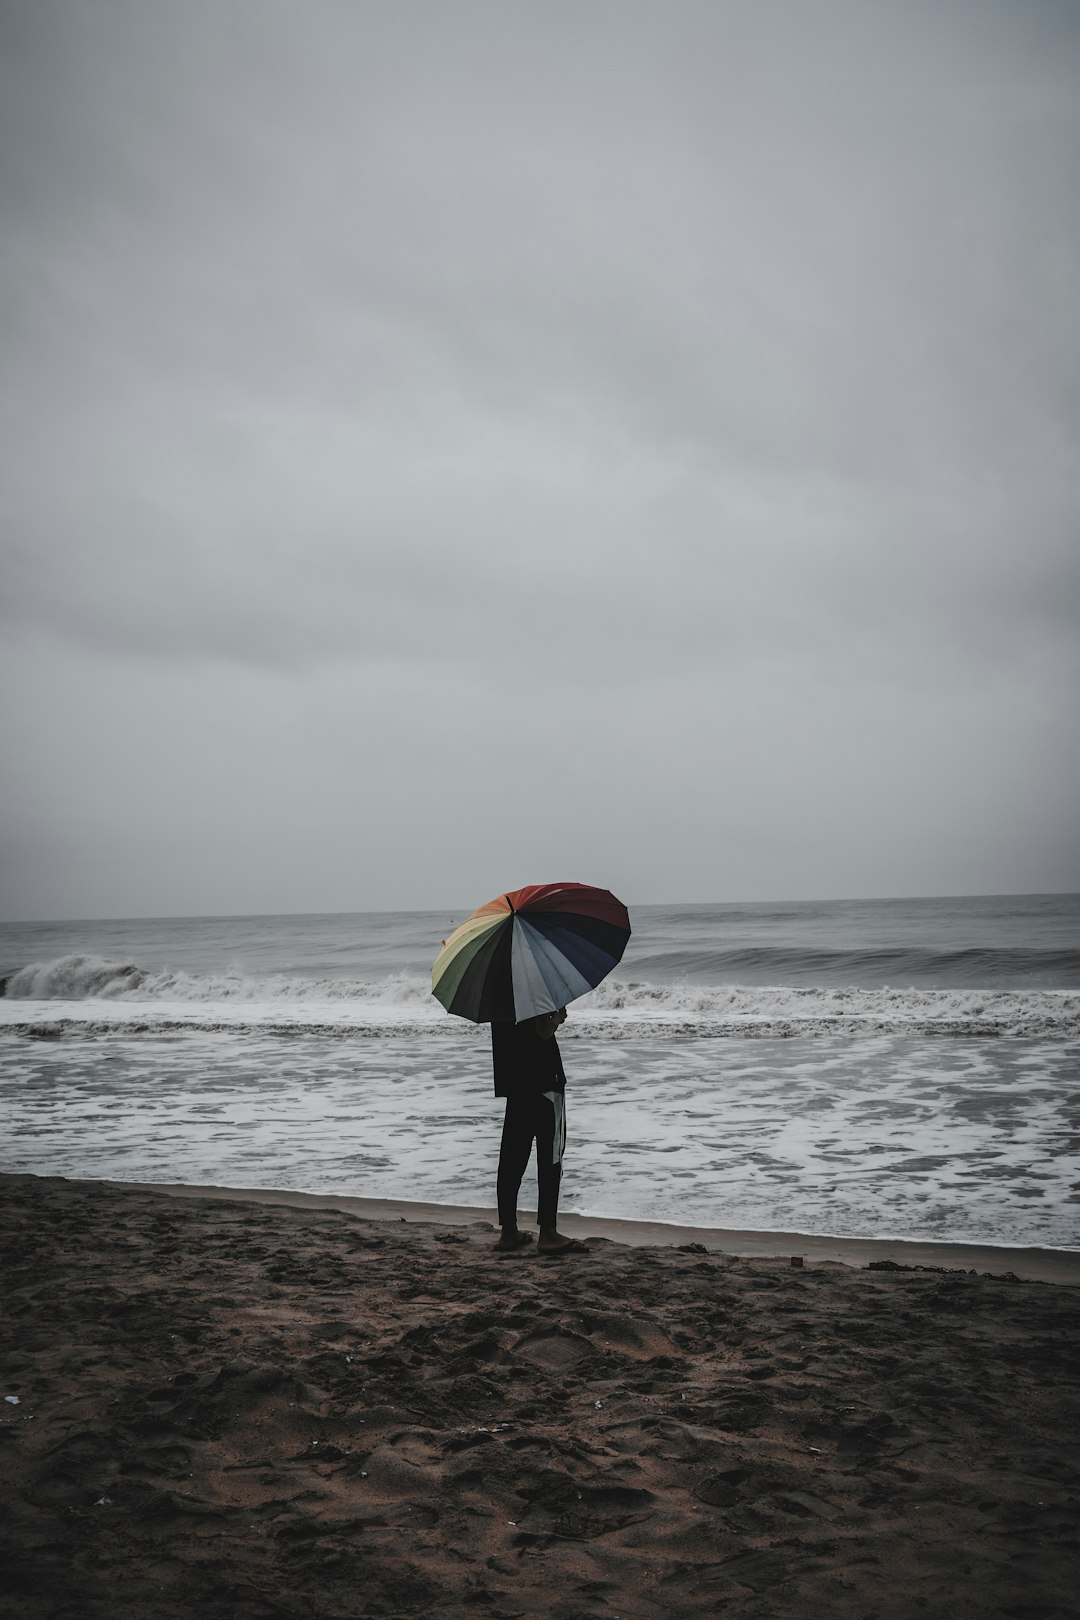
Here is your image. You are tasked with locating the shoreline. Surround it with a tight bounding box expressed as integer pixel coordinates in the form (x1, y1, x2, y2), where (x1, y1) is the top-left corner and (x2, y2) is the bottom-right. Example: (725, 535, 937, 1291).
(9, 1172, 1077, 1284)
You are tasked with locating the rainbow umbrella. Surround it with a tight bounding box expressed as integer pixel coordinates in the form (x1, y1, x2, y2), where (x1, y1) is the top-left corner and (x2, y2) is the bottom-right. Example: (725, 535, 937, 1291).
(432, 882, 631, 1023)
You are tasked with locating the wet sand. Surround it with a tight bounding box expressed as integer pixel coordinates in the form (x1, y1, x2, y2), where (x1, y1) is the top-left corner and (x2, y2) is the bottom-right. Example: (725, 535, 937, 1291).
(139, 1180, 1080, 1286)
(2, 1172, 1078, 1619)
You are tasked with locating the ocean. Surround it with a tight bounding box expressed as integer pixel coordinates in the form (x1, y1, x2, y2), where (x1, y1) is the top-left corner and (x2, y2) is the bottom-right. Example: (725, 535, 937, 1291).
(1, 894, 1077, 1250)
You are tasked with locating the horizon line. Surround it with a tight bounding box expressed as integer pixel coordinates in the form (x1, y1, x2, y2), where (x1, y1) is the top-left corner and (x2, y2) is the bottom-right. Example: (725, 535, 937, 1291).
(2, 889, 1078, 928)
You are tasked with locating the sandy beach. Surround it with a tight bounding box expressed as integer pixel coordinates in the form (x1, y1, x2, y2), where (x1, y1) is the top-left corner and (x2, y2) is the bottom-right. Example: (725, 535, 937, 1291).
(2, 1173, 1078, 1620)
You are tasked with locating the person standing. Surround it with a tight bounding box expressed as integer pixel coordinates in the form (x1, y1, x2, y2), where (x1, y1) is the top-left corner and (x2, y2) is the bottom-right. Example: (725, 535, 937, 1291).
(491, 1007, 582, 1255)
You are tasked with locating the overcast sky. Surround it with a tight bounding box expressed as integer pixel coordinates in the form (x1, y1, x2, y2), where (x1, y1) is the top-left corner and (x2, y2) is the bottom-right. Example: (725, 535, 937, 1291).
(1, 0, 1077, 920)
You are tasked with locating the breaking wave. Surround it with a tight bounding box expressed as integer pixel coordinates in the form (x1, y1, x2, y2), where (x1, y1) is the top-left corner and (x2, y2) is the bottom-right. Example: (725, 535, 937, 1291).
(1, 954, 1077, 1041)
(0, 955, 432, 1005)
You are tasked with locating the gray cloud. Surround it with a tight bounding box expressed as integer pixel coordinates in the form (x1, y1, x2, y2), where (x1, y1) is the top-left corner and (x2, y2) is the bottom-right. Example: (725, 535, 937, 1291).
(1, 0, 1078, 917)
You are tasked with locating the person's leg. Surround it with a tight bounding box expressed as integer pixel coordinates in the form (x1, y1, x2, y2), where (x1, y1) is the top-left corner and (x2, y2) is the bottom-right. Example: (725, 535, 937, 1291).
(533, 1092, 563, 1229)
(495, 1096, 535, 1250)
(534, 1092, 582, 1254)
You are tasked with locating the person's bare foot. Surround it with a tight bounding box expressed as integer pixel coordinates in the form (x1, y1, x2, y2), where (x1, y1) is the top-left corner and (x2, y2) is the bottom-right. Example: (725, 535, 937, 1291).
(494, 1228, 533, 1252)
(537, 1227, 587, 1255)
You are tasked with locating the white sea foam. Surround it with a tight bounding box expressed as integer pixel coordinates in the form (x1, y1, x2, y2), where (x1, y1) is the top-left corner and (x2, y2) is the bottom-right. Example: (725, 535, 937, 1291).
(1, 1028, 1077, 1248)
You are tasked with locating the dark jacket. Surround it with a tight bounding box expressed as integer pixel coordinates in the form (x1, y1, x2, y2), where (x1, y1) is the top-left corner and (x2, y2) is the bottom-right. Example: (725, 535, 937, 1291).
(491, 1018, 566, 1099)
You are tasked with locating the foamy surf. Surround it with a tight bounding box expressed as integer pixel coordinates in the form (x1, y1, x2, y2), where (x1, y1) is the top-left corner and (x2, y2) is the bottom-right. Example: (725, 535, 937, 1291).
(2, 902, 1078, 1248)
(2, 1026, 1077, 1249)
(0, 953, 1077, 1039)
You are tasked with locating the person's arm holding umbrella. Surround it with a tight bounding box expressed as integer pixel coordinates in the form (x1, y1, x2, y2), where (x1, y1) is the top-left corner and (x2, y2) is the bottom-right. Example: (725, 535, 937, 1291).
(533, 1009, 566, 1041)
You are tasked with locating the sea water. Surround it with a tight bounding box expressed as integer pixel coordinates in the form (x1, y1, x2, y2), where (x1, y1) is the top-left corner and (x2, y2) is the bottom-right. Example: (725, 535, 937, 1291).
(1, 896, 1077, 1248)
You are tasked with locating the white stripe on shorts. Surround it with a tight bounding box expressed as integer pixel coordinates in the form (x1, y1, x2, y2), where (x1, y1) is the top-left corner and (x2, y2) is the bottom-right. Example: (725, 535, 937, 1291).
(542, 1090, 566, 1166)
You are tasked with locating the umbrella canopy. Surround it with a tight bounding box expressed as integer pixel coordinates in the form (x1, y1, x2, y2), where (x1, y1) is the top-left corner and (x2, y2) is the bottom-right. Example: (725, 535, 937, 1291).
(432, 882, 631, 1023)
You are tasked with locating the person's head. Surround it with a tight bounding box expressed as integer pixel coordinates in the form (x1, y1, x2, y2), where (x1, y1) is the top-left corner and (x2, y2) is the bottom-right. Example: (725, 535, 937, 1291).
(534, 1007, 567, 1038)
